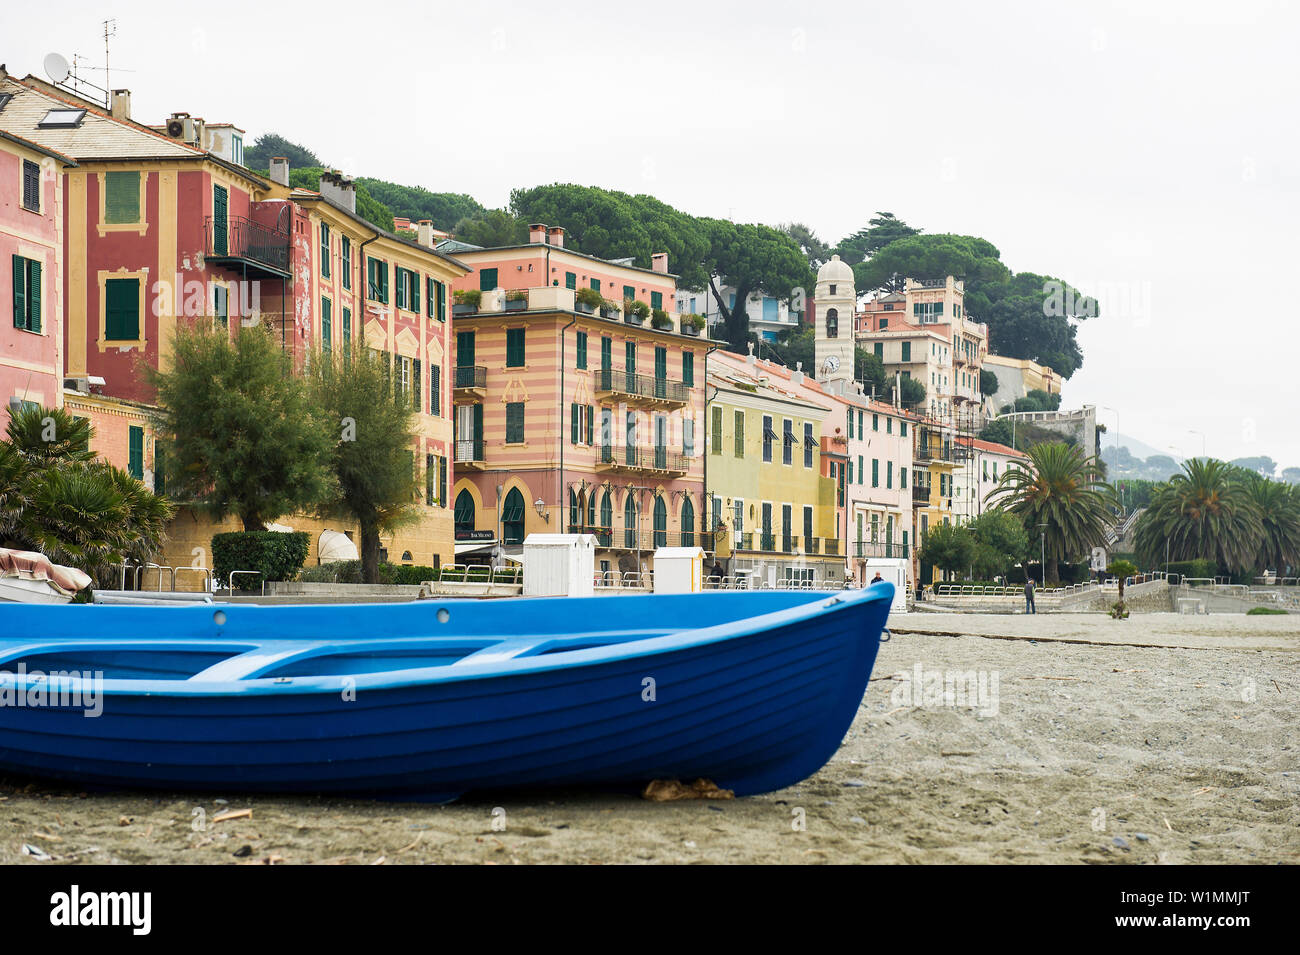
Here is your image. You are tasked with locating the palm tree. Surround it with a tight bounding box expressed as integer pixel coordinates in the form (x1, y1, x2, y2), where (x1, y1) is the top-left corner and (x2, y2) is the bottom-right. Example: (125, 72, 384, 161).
(1240, 475, 1300, 575)
(1134, 458, 1263, 574)
(986, 442, 1115, 584)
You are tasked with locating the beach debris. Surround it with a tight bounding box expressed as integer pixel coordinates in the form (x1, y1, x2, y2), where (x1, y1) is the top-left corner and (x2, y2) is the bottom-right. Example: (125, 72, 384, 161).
(370, 856, 387, 865)
(1112, 836, 1130, 850)
(232, 845, 253, 858)
(641, 778, 734, 801)
(21, 843, 51, 861)
(706, 804, 725, 812)
(1163, 817, 1174, 831)
(212, 808, 253, 824)
(1135, 833, 1149, 842)
(683, 840, 697, 848)
(32, 831, 61, 842)
(850, 816, 866, 824)
(118, 816, 131, 826)
(842, 780, 866, 788)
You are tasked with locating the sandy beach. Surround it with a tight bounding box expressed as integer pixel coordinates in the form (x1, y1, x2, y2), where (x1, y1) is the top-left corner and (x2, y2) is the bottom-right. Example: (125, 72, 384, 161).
(3, 612, 1297, 865)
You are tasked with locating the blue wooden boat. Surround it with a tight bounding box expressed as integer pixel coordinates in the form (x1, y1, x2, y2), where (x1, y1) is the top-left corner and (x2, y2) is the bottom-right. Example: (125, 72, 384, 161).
(0, 586, 892, 801)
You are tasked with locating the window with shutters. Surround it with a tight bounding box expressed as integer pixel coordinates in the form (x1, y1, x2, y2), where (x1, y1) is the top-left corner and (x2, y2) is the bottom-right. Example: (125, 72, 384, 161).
(342, 307, 352, 353)
(426, 454, 436, 506)
(454, 489, 475, 532)
(22, 160, 40, 213)
(104, 277, 140, 341)
(479, 267, 498, 292)
(734, 410, 745, 457)
(211, 184, 228, 254)
(872, 458, 879, 487)
(575, 330, 587, 369)
(320, 223, 331, 278)
(11, 255, 42, 333)
(506, 402, 525, 443)
(128, 426, 144, 480)
(873, 342, 883, 360)
(435, 280, 446, 321)
(321, 297, 331, 350)
(409, 270, 420, 313)
(682, 352, 693, 386)
(502, 488, 526, 545)
(413, 358, 421, 411)
(104, 171, 142, 226)
(710, 405, 722, 455)
(901, 341, 911, 362)
(506, 327, 525, 367)
(395, 268, 408, 310)
(651, 291, 662, 310)
(762, 415, 774, 462)
(804, 422, 814, 468)
(367, 257, 389, 303)
(622, 285, 635, 304)
(430, 365, 441, 416)
(683, 418, 694, 457)
(782, 418, 793, 465)
(213, 285, 228, 328)
(590, 278, 601, 292)
(565, 271, 576, 290)
(341, 236, 351, 289)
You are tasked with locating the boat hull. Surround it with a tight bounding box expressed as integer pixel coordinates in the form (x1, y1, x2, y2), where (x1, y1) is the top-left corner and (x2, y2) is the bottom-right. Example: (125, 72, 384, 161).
(0, 589, 892, 799)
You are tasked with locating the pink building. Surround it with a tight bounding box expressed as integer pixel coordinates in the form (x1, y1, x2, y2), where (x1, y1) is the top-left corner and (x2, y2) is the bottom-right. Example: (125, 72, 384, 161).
(0, 126, 72, 422)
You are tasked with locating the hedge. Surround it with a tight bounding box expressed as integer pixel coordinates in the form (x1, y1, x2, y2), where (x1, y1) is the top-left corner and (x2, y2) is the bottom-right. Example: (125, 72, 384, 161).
(212, 531, 311, 590)
(296, 560, 440, 585)
(1165, 559, 1217, 580)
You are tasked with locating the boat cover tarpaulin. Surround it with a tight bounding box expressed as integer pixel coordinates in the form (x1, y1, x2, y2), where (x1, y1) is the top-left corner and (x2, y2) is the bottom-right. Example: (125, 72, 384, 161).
(0, 548, 92, 596)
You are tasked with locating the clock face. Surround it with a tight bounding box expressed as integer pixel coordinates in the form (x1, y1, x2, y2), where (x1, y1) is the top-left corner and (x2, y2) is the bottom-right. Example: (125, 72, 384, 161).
(822, 354, 840, 372)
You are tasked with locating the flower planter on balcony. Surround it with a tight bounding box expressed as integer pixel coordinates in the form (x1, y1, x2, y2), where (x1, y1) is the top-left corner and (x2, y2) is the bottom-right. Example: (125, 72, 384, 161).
(599, 306, 619, 319)
(504, 298, 527, 312)
(452, 304, 478, 317)
(575, 303, 596, 315)
(682, 324, 700, 337)
(624, 314, 645, 326)
(651, 319, 674, 332)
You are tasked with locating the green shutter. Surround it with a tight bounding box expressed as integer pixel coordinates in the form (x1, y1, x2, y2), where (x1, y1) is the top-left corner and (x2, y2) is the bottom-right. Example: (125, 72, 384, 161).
(342, 307, 351, 349)
(105, 172, 141, 225)
(902, 341, 911, 362)
(682, 352, 693, 386)
(12, 256, 24, 329)
(651, 291, 662, 310)
(479, 267, 498, 292)
(457, 331, 474, 366)
(874, 342, 883, 359)
(622, 285, 635, 303)
(439, 456, 447, 508)
(212, 185, 228, 255)
(427, 277, 435, 317)
(26, 260, 40, 333)
(413, 358, 421, 410)
(105, 278, 140, 341)
(320, 223, 330, 278)
(430, 365, 440, 416)
(411, 272, 420, 313)
(473, 402, 484, 442)
(506, 328, 524, 367)
(565, 272, 576, 290)
(571, 403, 579, 443)
(128, 426, 144, 479)
(587, 405, 594, 446)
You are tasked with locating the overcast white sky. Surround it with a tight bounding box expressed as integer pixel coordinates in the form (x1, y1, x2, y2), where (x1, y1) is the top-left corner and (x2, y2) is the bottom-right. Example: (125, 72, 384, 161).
(6, 0, 1298, 470)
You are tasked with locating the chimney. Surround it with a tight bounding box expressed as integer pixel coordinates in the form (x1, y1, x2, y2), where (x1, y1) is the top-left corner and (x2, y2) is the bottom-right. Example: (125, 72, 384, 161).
(110, 89, 131, 121)
(547, 226, 565, 248)
(746, 341, 756, 370)
(528, 223, 547, 245)
(651, 252, 668, 274)
(269, 157, 290, 187)
(320, 169, 356, 214)
(417, 219, 435, 249)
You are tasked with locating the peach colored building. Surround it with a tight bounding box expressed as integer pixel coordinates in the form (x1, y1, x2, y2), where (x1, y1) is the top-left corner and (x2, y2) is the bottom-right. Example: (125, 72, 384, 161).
(446, 228, 711, 578)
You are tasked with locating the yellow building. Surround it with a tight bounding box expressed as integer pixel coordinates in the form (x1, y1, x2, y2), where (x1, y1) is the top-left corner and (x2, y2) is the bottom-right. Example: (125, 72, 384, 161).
(706, 358, 840, 587)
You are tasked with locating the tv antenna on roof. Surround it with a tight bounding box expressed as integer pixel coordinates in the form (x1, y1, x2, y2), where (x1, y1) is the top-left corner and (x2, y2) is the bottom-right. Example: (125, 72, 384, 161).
(102, 19, 116, 99)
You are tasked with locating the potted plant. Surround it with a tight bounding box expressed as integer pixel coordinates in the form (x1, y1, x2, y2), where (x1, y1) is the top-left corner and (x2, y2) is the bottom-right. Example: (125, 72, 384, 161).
(599, 297, 620, 319)
(624, 298, 649, 325)
(453, 288, 481, 316)
(681, 313, 705, 337)
(505, 289, 528, 312)
(650, 308, 673, 331)
(574, 286, 603, 314)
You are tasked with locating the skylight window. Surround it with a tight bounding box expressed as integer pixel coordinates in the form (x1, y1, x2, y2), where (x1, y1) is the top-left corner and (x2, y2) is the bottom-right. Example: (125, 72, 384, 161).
(38, 108, 86, 128)
(0, 93, 13, 112)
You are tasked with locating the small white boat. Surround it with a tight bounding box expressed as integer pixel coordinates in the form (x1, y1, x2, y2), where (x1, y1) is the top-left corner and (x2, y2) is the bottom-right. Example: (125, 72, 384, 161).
(0, 548, 91, 604)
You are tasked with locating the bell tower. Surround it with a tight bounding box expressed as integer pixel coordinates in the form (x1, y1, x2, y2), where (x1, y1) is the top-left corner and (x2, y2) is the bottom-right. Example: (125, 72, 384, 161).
(814, 254, 856, 384)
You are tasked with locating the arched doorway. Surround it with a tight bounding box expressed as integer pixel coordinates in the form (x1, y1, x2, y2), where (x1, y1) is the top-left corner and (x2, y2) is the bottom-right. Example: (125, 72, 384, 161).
(599, 490, 613, 546)
(653, 496, 667, 549)
(624, 491, 637, 549)
(502, 487, 526, 544)
(681, 496, 695, 548)
(454, 489, 475, 535)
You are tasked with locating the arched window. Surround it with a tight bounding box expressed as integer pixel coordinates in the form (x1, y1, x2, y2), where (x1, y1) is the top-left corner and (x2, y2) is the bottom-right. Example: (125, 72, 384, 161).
(624, 491, 637, 549)
(681, 496, 695, 548)
(826, 307, 839, 339)
(587, 489, 596, 528)
(454, 489, 475, 534)
(569, 488, 580, 529)
(502, 487, 526, 544)
(599, 490, 612, 546)
(653, 496, 667, 549)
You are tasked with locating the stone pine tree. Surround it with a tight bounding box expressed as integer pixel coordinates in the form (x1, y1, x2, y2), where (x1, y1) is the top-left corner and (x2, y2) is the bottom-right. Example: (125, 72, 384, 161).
(308, 344, 422, 584)
(149, 323, 337, 533)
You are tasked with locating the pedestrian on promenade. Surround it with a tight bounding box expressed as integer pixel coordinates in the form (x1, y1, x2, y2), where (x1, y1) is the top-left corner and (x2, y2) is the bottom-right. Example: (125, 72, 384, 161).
(1024, 576, 1037, 614)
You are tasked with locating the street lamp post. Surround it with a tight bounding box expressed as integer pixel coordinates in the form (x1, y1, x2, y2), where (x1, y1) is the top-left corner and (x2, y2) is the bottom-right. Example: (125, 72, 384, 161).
(1037, 522, 1048, 588)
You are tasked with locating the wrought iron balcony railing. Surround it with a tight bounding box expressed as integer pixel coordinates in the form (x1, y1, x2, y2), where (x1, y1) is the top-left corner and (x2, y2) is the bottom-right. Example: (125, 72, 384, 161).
(455, 438, 485, 463)
(454, 365, 487, 390)
(205, 215, 290, 276)
(593, 367, 689, 404)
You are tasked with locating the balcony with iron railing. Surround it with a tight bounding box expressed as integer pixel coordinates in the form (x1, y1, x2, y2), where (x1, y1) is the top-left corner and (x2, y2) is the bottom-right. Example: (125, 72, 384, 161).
(912, 483, 931, 503)
(454, 438, 486, 468)
(853, 541, 909, 560)
(205, 215, 291, 278)
(593, 367, 689, 407)
(595, 444, 689, 476)
(453, 364, 487, 396)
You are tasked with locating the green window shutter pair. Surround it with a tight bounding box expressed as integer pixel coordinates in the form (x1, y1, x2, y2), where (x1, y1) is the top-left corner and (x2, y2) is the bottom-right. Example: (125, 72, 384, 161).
(734, 410, 744, 457)
(321, 298, 331, 349)
(341, 236, 351, 289)
(457, 331, 474, 366)
(106, 172, 141, 225)
(874, 342, 883, 359)
(479, 267, 498, 292)
(654, 347, 667, 380)
(622, 285, 635, 302)
(710, 406, 722, 454)
(651, 291, 662, 310)
(901, 467, 908, 487)
(128, 426, 144, 479)
(625, 341, 636, 373)
(902, 342, 910, 362)
(413, 359, 421, 410)
(426, 453, 436, 506)
(873, 413, 879, 432)
(320, 223, 331, 278)
(565, 272, 576, 290)
(872, 458, 879, 487)
(848, 411, 854, 439)
(601, 336, 612, 370)
(506, 403, 525, 443)
(105, 278, 140, 340)
(12, 256, 41, 333)
(575, 331, 587, 369)
(590, 278, 601, 292)
(682, 352, 693, 386)
(506, 328, 525, 367)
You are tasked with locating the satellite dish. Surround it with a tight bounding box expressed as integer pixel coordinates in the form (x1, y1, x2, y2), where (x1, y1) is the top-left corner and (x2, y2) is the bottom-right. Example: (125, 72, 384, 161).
(44, 53, 70, 84)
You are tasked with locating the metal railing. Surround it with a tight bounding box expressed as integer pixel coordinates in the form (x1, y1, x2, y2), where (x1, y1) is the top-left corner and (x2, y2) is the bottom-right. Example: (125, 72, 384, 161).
(596, 445, 688, 474)
(455, 438, 485, 463)
(853, 541, 908, 559)
(593, 367, 689, 403)
(205, 215, 290, 274)
(454, 365, 487, 389)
